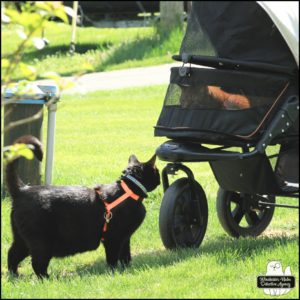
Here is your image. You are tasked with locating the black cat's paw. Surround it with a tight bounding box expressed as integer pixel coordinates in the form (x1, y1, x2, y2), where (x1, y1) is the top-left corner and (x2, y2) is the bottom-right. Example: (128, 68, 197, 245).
(35, 273, 50, 280)
(120, 257, 131, 269)
(7, 271, 20, 281)
(120, 262, 132, 273)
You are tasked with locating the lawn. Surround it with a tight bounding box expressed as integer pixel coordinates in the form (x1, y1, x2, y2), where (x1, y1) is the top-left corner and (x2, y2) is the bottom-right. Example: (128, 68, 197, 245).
(1, 85, 299, 298)
(1, 21, 184, 80)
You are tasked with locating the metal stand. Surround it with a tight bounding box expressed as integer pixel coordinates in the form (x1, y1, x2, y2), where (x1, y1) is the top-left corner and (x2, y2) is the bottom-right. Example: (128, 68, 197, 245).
(45, 102, 57, 185)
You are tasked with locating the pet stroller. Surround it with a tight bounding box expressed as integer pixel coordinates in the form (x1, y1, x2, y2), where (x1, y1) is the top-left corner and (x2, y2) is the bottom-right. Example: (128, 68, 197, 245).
(154, 1, 299, 249)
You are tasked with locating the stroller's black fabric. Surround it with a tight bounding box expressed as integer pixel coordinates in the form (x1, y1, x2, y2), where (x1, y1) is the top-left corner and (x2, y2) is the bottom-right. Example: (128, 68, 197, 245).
(154, 67, 297, 143)
(154, 1, 298, 144)
(154, 1, 299, 195)
(275, 140, 299, 185)
(180, 1, 298, 69)
(210, 153, 282, 194)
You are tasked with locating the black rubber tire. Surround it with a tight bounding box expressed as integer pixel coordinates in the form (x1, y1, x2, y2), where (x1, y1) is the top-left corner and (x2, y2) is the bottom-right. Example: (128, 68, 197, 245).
(216, 188, 275, 238)
(159, 178, 208, 249)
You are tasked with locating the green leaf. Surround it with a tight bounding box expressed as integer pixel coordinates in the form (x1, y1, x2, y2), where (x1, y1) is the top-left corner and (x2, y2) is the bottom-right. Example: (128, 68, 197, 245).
(53, 6, 69, 24)
(4, 7, 20, 23)
(35, 2, 69, 24)
(34, 2, 52, 12)
(18, 145, 34, 160)
(19, 63, 37, 81)
(16, 29, 27, 40)
(4, 144, 34, 163)
(6, 8, 44, 30)
(1, 8, 11, 23)
(1, 58, 9, 69)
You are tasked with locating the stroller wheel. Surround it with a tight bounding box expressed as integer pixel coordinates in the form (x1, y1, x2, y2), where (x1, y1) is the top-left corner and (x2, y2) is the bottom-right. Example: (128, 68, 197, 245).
(216, 188, 275, 238)
(159, 178, 208, 249)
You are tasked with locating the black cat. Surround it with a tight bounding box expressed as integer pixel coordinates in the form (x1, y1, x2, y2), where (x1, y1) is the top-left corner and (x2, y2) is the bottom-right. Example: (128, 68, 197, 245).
(6, 135, 160, 278)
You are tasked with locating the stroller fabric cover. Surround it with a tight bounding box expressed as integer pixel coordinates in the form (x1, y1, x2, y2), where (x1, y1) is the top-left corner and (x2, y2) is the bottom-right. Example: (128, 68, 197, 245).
(154, 2, 298, 251)
(257, 1, 299, 66)
(180, 1, 297, 68)
(154, 1, 298, 145)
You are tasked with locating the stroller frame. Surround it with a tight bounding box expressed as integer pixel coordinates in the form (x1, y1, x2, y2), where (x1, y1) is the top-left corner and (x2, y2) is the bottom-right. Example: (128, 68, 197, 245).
(156, 89, 298, 248)
(154, 2, 299, 249)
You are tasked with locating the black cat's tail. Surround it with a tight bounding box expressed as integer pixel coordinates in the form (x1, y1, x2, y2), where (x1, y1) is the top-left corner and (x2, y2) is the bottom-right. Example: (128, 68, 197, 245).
(5, 135, 43, 196)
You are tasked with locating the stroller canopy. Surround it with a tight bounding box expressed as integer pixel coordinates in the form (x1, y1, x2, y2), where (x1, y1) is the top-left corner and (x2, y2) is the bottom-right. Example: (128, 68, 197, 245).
(155, 1, 298, 144)
(258, 1, 299, 66)
(180, 1, 299, 70)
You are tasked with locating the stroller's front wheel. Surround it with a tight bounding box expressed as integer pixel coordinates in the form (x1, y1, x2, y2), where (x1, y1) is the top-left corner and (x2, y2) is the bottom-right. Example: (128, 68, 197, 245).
(159, 178, 208, 249)
(216, 188, 275, 238)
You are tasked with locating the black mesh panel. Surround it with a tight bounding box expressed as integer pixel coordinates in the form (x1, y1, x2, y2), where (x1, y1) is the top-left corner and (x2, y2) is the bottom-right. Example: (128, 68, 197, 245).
(155, 67, 291, 140)
(163, 67, 288, 111)
(180, 3, 216, 57)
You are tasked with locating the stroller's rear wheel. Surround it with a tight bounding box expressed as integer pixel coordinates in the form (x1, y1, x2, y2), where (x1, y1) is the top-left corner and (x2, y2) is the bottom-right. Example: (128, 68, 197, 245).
(216, 188, 275, 238)
(159, 178, 208, 249)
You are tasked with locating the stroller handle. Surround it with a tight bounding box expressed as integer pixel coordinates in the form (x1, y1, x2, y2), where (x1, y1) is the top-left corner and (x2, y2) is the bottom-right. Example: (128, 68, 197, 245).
(173, 54, 296, 76)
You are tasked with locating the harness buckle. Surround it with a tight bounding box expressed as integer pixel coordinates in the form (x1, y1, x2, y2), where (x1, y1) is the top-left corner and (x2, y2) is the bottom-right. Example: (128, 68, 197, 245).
(104, 211, 113, 223)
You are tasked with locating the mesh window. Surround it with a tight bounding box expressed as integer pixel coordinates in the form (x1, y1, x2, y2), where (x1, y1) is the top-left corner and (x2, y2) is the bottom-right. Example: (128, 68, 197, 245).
(164, 83, 276, 110)
(180, 3, 216, 57)
(179, 2, 297, 69)
(164, 67, 288, 111)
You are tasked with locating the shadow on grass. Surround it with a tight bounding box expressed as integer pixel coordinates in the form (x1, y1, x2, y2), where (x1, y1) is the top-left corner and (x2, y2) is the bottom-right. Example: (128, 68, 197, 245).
(4, 42, 112, 63)
(74, 234, 298, 277)
(5, 27, 182, 82)
(4, 42, 113, 80)
(8, 28, 177, 70)
(98, 35, 162, 70)
(4, 234, 297, 281)
(200, 234, 299, 265)
(98, 28, 182, 72)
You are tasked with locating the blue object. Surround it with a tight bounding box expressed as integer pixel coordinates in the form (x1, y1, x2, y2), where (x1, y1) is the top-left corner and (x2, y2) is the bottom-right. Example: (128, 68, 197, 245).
(6, 99, 46, 105)
(4, 84, 59, 105)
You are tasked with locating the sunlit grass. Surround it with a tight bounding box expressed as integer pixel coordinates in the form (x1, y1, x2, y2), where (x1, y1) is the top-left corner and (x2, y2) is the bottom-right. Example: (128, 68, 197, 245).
(1, 85, 298, 298)
(2, 21, 184, 80)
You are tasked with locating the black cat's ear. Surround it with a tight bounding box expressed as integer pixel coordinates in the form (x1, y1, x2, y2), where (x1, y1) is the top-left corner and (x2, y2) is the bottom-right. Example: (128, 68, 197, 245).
(128, 154, 140, 165)
(146, 154, 156, 167)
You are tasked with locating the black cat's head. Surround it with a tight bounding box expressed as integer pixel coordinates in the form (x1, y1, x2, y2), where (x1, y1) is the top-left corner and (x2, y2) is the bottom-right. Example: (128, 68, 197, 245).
(122, 154, 160, 195)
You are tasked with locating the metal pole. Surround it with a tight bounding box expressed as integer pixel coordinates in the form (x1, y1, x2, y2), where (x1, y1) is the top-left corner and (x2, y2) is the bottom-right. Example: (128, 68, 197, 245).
(70, 1, 79, 54)
(45, 103, 57, 185)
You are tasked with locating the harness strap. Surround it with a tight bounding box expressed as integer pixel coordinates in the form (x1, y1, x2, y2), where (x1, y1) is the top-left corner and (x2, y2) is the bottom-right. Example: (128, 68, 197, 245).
(96, 180, 140, 241)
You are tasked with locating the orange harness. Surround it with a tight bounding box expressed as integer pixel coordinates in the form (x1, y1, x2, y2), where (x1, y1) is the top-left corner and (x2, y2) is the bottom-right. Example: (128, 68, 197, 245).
(95, 180, 140, 241)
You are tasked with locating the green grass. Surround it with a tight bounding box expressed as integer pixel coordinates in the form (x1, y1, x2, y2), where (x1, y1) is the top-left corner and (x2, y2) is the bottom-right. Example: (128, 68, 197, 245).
(1, 85, 299, 298)
(1, 21, 183, 80)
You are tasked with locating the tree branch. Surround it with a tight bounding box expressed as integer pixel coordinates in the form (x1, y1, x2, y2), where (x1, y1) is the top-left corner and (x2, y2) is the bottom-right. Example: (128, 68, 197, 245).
(3, 107, 44, 133)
